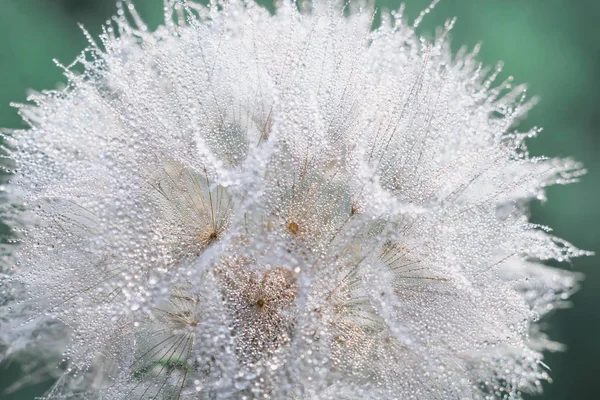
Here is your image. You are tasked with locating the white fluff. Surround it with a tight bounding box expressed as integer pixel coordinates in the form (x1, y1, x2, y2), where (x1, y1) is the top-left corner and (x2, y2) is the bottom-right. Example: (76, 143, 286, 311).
(0, 1, 590, 399)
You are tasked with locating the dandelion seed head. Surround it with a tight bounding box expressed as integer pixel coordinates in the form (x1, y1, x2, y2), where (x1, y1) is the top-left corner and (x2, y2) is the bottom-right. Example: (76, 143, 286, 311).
(0, 0, 591, 399)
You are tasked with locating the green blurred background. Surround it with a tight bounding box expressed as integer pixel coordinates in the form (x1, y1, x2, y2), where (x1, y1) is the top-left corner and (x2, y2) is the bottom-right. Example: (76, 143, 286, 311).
(0, 0, 598, 398)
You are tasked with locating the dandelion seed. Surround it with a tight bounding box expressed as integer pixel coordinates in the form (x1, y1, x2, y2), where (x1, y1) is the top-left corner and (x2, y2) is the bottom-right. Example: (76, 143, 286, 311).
(0, 0, 592, 399)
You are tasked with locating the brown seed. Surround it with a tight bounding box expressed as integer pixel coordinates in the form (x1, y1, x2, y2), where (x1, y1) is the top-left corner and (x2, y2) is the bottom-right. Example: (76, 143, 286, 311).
(287, 221, 299, 234)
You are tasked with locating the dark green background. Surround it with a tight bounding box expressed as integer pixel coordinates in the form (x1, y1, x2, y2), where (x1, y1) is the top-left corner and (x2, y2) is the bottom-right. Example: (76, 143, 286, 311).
(0, 1, 597, 399)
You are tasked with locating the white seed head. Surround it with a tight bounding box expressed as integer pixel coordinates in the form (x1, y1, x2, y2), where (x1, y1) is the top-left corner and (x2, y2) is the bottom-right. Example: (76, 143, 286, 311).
(0, 0, 591, 399)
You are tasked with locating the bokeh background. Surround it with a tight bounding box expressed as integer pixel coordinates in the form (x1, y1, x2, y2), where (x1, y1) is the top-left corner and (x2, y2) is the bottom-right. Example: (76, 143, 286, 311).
(0, 0, 598, 398)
